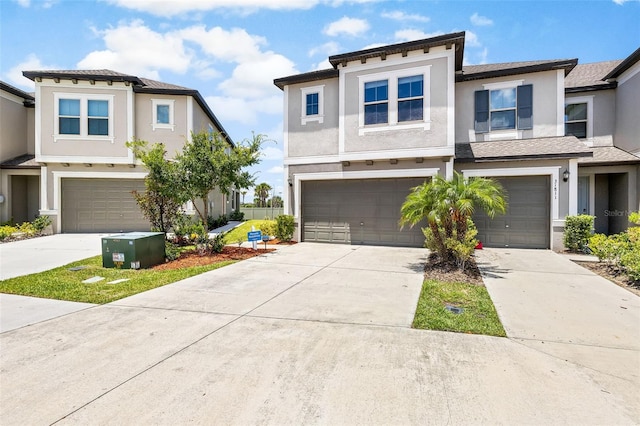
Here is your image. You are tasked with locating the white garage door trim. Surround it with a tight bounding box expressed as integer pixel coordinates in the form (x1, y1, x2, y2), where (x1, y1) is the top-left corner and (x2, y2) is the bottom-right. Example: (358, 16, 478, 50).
(461, 166, 561, 248)
(293, 168, 440, 219)
(51, 171, 147, 232)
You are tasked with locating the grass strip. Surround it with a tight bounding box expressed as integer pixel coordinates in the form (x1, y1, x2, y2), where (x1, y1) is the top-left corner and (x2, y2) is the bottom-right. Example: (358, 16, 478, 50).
(0, 255, 234, 304)
(222, 220, 274, 244)
(412, 279, 506, 337)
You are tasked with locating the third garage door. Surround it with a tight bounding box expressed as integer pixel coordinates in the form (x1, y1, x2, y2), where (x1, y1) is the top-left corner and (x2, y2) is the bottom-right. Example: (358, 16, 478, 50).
(302, 178, 427, 247)
(473, 175, 550, 249)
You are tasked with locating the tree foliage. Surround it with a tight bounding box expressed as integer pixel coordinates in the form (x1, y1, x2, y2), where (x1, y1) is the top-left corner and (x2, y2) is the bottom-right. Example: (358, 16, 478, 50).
(176, 131, 263, 223)
(126, 140, 185, 234)
(400, 171, 506, 268)
(254, 182, 272, 207)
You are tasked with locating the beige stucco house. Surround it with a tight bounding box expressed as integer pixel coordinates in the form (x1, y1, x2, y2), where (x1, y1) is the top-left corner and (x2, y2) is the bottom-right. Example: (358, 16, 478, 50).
(0, 70, 234, 233)
(274, 33, 639, 250)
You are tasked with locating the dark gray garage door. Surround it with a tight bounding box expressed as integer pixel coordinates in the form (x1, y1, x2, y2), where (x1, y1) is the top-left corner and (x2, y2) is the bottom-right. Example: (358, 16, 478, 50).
(473, 175, 550, 249)
(62, 178, 151, 233)
(302, 178, 427, 247)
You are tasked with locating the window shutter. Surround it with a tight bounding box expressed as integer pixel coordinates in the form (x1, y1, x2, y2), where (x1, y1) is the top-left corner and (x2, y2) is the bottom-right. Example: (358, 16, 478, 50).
(474, 90, 489, 133)
(517, 84, 533, 130)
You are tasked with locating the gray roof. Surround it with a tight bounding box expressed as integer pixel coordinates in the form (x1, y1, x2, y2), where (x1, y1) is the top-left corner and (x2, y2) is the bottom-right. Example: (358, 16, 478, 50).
(564, 60, 621, 91)
(0, 81, 35, 102)
(455, 136, 593, 162)
(604, 47, 640, 80)
(23, 69, 144, 85)
(578, 146, 640, 165)
(274, 68, 338, 90)
(458, 59, 577, 82)
(0, 154, 39, 169)
(138, 77, 192, 91)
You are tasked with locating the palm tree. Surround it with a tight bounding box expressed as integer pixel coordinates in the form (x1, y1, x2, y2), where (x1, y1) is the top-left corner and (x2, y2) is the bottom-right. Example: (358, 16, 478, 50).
(400, 171, 506, 264)
(254, 182, 272, 208)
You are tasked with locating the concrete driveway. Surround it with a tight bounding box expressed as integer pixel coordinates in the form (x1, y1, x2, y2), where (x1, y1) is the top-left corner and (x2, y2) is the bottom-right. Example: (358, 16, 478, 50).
(1, 243, 638, 424)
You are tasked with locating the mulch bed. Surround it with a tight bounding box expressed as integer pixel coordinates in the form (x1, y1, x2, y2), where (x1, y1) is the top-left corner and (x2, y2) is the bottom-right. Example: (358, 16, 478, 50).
(152, 246, 275, 271)
(574, 261, 640, 297)
(423, 253, 484, 285)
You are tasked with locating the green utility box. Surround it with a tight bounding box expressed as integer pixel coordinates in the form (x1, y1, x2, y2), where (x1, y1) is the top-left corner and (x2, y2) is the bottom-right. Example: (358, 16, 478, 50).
(102, 232, 165, 269)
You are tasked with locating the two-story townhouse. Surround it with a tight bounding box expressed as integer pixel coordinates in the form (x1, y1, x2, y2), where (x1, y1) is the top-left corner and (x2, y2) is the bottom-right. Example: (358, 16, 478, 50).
(0, 81, 37, 225)
(564, 48, 640, 236)
(3, 69, 234, 233)
(275, 32, 639, 250)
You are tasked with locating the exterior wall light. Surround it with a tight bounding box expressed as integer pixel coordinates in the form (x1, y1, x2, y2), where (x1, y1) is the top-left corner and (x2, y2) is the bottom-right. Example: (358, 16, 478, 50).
(563, 169, 570, 182)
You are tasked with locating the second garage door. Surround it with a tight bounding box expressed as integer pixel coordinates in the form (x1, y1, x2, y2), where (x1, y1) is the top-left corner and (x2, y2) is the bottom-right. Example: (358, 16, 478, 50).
(62, 178, 151, 233)
(302, 178, 428, 247)
(473, 175, 550, 249)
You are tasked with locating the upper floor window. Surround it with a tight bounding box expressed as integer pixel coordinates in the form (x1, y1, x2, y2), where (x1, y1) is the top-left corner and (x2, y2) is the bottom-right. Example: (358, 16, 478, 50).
(59, 99, 80, 135)
(364, 79, 389, 125)
(475, 83, 532, 134)
(565, 103, 587, 139)
(398, 75, 423, 122)
(54, 93, 113, 141)
(152, 99, 175, 131)
(300, 85, 324, 125)
(357, 65, 431, 135)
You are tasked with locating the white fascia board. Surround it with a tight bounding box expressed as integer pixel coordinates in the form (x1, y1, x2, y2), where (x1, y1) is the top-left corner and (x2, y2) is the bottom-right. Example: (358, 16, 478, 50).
(616, 60, 640, 86)
(292, 167, 439, 218)
(36, 155, 133, 164)
(0, 90, 28, 104)
(339, 146, 454, 162)
(339, 46, 450, 74)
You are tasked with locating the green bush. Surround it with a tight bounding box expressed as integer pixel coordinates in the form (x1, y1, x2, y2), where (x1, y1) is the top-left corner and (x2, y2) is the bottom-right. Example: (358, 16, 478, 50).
(17, 222, 37, 236)
(0, 225, 17, 240)
(258, 220, 276, 237)
(165, 241, 181, 261)
(207, 214, 229, 230)
(563, 215, 595, 253)
(32, 215, 52, 232)
(229, 209, 245, 221)
(196, 232, 225, 255)
(620, 249, 640, 281)
(275, 215, 295, 242)
(629, 211, 640, 226)
(589, 223, 640, 283)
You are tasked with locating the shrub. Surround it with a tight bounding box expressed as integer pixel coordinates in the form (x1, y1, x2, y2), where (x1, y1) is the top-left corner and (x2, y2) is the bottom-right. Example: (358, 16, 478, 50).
(32, 215, 52, 232)
(589, 233, 627, 265)
(563, 215, 595, 253)
(17, 222, 37, 236)
(445, 225, 478, 271)
(229, 209, 245, 221)
(0, 225, 16, 240)
(275, 215, 295, 242)
(207, 214, 229, 230)
(196, 232, 225, 255)
(173, 214, 204, 243)
(165, 241, 181, 261)
(629, 211, 640, 226)
(620, 249, 640, 281)
(259, 220, 276, 237)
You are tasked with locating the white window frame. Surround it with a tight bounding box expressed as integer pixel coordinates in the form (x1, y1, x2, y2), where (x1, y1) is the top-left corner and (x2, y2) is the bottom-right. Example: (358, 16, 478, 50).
(481, 80, 524, 140)
(565, 96, 593, 142)
(358, 65, 431, 135)
(53, 93, 114, 143)
(152, 99, 175, 131)
(300, 85, 324, 125)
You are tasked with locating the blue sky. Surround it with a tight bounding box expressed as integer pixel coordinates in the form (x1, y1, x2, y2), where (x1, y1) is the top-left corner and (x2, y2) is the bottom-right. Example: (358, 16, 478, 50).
(2, 0, 639, 200)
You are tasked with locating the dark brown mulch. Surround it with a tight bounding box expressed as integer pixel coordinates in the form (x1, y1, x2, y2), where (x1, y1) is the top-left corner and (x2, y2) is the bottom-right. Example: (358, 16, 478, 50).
(152, 246, 275, 271)
(574, 261, 640, 297)
(423, 252, 484, 285)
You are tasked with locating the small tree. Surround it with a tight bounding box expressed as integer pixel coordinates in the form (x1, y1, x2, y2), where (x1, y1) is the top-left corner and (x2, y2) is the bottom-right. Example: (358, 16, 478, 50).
(176, 131, 263, 223)
(400, 171, 506, 268)
(126, 140, 185, 235)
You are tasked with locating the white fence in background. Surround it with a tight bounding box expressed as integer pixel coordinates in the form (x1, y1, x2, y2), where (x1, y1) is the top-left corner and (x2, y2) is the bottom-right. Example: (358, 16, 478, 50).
(240, 207, 284, 220)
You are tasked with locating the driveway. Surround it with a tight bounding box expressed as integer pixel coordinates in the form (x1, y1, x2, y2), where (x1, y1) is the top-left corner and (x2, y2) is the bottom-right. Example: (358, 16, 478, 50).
(1, 243, 638, 424)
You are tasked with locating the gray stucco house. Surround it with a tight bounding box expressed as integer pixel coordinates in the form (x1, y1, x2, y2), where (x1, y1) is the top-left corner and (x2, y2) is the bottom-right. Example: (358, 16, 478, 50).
(274, 32, 639, 250)
(0, 71, 236, 233)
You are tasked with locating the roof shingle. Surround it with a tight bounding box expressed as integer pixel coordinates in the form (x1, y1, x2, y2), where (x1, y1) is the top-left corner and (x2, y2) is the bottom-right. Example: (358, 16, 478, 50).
(578, 146, 640, 165)
(455, 136, 593, 162)
(564, 60, 622, 91)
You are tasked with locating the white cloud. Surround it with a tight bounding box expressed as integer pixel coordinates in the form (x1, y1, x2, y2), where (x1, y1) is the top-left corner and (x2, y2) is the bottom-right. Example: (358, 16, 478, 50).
(323, 16, 370, 37)
(107, 0, 319, 16)
(267, 165, 284, 174)
(308, 41, 341, 57)
(217, 53, 297, 98)
(361, 42, 387, 50)
(177, 25, 266, 63)
(470, 13, 493, 26)
(465, 30, 481, 47)
(14, 0, 30, 6)
(5, 53, 57, 89)
(463, 47, 489, 66)
(312, 59, 333, 71)
(260, 146, 284, 161)
(381, 11, 429, 23)
(394, 29, 443, 42)
(206, 95, 283, 125)
(77, 20, 193, 78)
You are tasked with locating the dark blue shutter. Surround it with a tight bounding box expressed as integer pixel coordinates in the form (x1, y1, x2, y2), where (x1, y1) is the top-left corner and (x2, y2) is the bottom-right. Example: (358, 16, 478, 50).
(517, 84, 533, 130)
(474, 90, 489, 133)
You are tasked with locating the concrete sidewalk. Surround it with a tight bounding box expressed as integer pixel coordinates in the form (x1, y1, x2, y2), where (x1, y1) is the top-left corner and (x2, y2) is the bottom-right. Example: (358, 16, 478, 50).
(476, 248, 640, 420)
(1, 243, 638, 424)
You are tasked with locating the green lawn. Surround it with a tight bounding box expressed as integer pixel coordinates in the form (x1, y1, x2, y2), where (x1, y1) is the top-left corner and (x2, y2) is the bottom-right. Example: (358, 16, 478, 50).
(412, 279, 506, 337)
(0, 255, 234, 304)
(222, 219, 275, 244)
